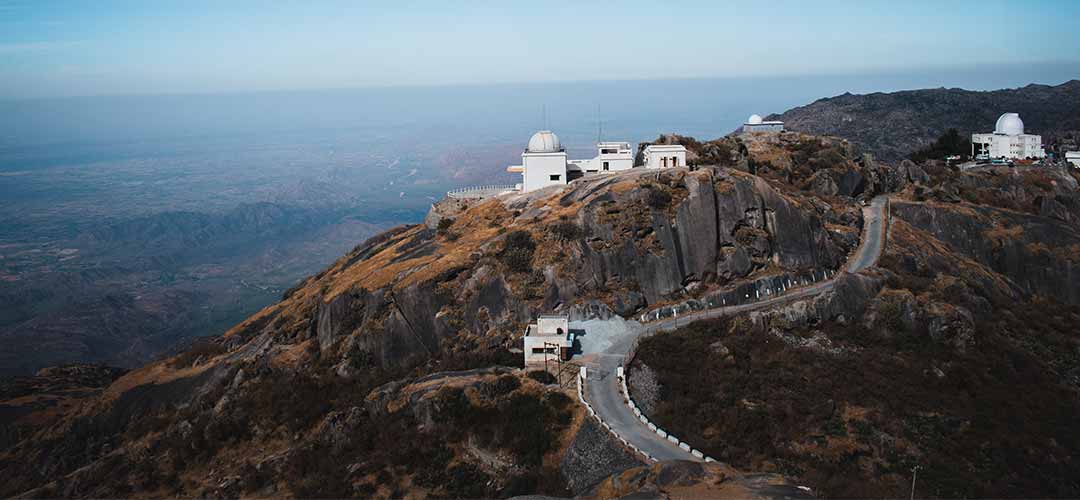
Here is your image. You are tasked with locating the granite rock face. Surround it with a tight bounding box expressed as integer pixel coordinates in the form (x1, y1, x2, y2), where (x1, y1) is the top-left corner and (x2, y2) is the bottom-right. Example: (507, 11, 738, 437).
(892, 200, 1080, 304)
(568, 168, 851, 304)
(300, 167, 857, 372)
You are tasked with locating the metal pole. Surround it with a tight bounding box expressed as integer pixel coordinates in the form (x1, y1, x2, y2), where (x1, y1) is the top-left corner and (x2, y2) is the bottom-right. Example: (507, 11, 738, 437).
(910, 465, 920, 500)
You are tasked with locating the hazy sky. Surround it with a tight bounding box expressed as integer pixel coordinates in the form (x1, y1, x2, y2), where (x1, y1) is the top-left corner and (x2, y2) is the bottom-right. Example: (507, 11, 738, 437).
(1, 0, 1079, 99)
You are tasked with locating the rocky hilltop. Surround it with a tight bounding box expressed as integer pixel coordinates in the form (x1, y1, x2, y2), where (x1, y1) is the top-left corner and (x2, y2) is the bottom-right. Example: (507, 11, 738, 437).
(770, 79, 1080, 161)
(4, 124, 1079, 498)
(0, 130, 875, 498)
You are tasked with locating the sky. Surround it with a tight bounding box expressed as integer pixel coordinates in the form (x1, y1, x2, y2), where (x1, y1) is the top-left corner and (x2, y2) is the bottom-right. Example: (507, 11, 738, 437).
(1, 0, 1079, 99)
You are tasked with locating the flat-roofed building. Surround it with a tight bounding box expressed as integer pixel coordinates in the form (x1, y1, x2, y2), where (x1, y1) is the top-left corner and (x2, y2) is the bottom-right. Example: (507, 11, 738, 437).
(642, 144, 687, 169)
(568, 141, 634, 174)
(523, 315, 573, 364)
(1064, 151, 1079, 168)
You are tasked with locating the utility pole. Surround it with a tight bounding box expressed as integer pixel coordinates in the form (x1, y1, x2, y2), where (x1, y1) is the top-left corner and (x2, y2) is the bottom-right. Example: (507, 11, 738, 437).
(909, 465, 921, 500)
(544, 341, 561, 386)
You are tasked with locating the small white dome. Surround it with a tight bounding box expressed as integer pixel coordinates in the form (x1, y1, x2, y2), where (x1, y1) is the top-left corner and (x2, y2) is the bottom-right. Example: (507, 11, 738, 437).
(747, 114, 763, 125)
(994, 113, 1024, 136)
(527, 130, 561, 153)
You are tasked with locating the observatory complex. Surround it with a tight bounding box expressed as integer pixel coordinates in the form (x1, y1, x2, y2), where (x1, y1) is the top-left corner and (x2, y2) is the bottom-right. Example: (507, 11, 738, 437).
(972, 113, 1045, 160)
(742, 114, 785, 133)
(507, 131, 686, 192)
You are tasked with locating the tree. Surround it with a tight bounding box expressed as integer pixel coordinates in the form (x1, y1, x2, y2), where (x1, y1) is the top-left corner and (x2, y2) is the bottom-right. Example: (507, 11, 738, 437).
(910, 129, 971, 163)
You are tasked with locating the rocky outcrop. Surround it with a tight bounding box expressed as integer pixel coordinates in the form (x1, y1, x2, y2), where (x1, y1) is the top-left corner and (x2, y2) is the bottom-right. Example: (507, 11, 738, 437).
(892, 200, 1080, 304)
(747, 271, 886, 330)
(566, 168, 852, 304)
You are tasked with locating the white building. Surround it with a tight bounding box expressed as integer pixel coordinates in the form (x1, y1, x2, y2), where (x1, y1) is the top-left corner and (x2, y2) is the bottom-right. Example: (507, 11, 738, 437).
(971, 113, 1045, 160)
(742, 114, 784, 133)
(508, 131, 636, 192)
(642, 144, 687, 169)
(523, 315, 573, 364)
(568, 141, 634, 174)
(506, 131, 568, 192)
(1065, 151, 1080, 168)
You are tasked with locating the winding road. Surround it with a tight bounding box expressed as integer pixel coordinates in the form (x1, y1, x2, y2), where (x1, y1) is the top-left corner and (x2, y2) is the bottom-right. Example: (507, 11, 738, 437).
(576, 195, 890, 462)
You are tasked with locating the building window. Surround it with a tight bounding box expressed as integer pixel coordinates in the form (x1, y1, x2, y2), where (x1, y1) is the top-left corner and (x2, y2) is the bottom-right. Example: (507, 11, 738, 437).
(603, 161, 609, 171)
(549, 174, 561, 181)
(661, 157, 668, 168)
(672, 156, 679, 167)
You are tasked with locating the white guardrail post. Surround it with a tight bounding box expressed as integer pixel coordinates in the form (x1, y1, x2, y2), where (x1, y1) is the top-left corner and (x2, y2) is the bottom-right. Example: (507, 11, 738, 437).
(578, 365, 655, 462)
(617, 364, 703, 462)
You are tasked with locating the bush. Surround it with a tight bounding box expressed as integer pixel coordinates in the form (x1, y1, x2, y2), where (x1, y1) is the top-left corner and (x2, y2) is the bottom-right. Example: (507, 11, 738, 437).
(526, 370, 557, 384)
(549, 221, 582, 242)
(436, 217, 454, 235)
(499, 230, 535, 273)
(645, 185, 672, 208)
(910, 129, 971, 163)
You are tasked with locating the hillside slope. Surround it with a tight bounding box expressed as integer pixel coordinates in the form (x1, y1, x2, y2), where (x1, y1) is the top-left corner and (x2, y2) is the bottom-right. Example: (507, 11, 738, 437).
(628, 163, 1080, 497)
(770, 80, 1080, 162)
(0, 140, 863, 497)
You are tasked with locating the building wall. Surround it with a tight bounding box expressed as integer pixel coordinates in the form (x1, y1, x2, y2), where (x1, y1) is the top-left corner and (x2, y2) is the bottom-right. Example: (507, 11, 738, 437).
(972, 133, 1045, 159)
(643, 147, 687, 169)
(537, 316, 569, 335)
(1067, 152, 1080, 168)
(522, 152, 568, 192)
(742, 123, 785, 133)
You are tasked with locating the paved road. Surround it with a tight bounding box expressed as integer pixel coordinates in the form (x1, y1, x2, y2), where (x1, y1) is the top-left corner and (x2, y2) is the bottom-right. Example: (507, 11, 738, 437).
(577, 195, 889, 462)
(848, 196, 888, 273)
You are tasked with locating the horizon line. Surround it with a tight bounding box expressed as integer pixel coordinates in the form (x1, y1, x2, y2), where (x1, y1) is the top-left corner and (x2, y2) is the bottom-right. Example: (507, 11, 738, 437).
(3, 60, 1079, 103)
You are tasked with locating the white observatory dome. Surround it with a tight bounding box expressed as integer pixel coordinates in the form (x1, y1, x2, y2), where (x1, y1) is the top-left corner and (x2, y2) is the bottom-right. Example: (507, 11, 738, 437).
(994, 113, 1024, 136)
(747, 114, 763, 125)
(527, 130, 561, 153)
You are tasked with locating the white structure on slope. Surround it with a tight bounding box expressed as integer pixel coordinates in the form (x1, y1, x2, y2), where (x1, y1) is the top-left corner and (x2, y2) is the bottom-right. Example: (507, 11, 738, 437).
(506, 131, 569, 192)
(742, 114, 784, 133)
(523, 315, 573, 364)
(642, 144, 687, 169)
(1066, 151, 1080, 168)
(971, 113, 1045, 160)
(568, 142, 634, 174)
(507, 131, 636, 192)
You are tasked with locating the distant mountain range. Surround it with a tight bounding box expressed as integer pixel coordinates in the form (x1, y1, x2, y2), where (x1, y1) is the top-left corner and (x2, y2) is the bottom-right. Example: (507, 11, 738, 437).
(770, 79, 1080, 162)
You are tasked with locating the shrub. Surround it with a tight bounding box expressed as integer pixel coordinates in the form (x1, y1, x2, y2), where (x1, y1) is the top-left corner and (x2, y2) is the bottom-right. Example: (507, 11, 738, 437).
(499, 230, 535, 273)
(493, 374, 521, 395)
(549, 221, 582, 242)
(436, 217, 454, 235)
(910, 129, 971, 163)
(646, 186, 672, 208)
(526, 370, 557, 384)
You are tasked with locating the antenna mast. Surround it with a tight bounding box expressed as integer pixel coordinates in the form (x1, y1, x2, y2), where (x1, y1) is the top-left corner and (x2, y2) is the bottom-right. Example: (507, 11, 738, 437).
(597, 104, 602, 143)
